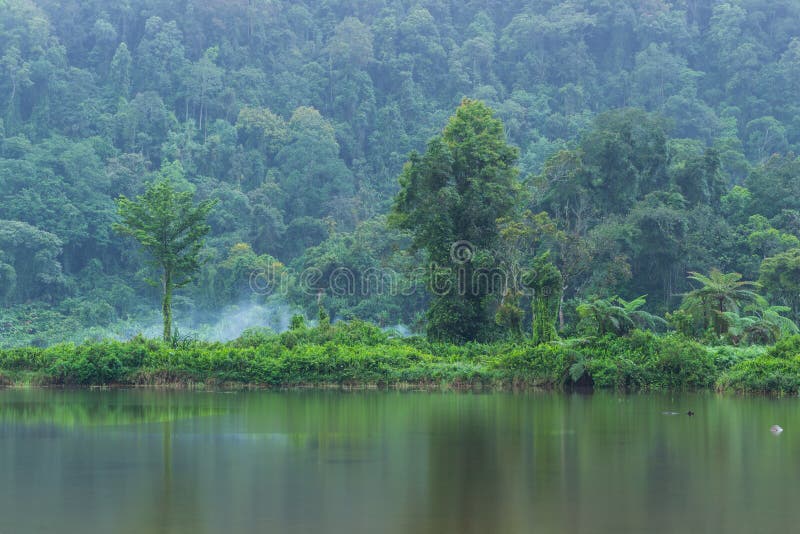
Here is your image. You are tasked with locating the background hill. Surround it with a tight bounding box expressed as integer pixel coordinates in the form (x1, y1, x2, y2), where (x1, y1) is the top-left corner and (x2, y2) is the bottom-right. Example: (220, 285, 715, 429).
(3, 0, 800, 345)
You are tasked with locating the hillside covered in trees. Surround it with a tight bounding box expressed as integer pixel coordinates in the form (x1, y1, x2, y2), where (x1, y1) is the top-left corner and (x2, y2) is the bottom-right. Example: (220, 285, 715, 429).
(4, 0, 800, 347)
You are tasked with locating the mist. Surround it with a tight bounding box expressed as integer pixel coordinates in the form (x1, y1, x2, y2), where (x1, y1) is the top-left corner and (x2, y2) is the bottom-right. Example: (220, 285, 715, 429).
(115, 301, 298, 343)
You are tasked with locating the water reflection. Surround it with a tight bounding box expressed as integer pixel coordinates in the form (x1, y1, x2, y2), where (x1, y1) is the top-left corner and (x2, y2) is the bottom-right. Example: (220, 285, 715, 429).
(0, 389, 798, 533)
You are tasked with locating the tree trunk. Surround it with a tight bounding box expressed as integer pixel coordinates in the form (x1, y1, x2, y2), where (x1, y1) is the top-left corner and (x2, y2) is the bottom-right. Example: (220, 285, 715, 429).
(162, 268, 172, 341)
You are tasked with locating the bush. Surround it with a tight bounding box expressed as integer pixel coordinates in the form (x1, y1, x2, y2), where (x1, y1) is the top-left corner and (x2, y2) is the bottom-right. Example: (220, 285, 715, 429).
(766, 334, 800, 359)
(0, 321, 794, 393)
(231, 327, 277, 348)
(576, 331, 716, 390)
(45, 343, 126, 385)
(717, 356, 800, 394)
(491, 342, 573, 386)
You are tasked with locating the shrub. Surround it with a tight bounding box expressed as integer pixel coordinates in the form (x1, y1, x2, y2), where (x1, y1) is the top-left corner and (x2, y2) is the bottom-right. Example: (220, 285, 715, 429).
(45, 343, 125, 385)
(766, 334, 800, 359)
(718, 356, 800, 394)
(0, 321, 794, 393)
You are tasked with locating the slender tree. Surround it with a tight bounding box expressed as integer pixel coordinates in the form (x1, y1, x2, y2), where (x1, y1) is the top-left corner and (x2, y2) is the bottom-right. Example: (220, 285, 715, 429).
(114, 179, 216, 341)
(525, 253, 563, 344)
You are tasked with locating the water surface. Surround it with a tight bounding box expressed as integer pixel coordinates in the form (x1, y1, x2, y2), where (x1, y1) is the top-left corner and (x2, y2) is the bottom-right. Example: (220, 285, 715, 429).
(0, 389, 797, 533)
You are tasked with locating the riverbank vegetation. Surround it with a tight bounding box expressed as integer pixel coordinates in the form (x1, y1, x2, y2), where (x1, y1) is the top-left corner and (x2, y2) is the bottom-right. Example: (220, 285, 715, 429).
(2, 318, 799, 395)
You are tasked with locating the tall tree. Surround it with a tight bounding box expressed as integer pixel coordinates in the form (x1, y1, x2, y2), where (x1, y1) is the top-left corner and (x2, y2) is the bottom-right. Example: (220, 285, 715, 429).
(391, 99, 520, 341)
(525, 253, 563, 344)
(113, 177, 216, 341)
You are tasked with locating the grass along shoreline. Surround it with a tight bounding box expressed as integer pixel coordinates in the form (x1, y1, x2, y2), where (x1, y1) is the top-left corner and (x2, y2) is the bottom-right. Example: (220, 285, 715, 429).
(3, 320, 800, 394)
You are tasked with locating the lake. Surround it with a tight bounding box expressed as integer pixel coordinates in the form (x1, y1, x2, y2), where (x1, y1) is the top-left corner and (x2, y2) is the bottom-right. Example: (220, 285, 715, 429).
(0, 389, 797, 533)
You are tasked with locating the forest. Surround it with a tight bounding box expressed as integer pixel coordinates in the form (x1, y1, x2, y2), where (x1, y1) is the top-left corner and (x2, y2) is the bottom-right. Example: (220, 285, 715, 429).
(3, 0, 800, 393)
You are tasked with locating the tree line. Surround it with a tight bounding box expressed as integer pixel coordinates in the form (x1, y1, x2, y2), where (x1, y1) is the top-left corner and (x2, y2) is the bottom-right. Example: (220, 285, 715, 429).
(3, 0, 800, 346)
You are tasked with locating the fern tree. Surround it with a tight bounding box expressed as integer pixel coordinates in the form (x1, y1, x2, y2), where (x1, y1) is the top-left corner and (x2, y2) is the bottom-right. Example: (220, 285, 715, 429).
(681, 270, 765, 337)
(577, 295, 666, 337)
(723, 305, 799, 345)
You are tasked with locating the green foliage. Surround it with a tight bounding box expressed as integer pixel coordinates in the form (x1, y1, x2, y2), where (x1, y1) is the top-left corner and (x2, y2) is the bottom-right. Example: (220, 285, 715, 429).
(391, 99, 520, 342)
(290, 314, 306, 331)
(0, 220, 64, 303)
(680, 270, 764, 337)
(4, 1, 800, 346)
(114, 175, 216, 340)
(765, 335, 800, 359)
(722, 306, 799, 345)
(717, 355, 800, 395)
(579, 332, 716, 390)
(759, 248, 800, 316)
(494, 290, 524, 340)
(0, 321, 781, 393)
(577, 295, 666, 337)
(525, 253, 563, 344)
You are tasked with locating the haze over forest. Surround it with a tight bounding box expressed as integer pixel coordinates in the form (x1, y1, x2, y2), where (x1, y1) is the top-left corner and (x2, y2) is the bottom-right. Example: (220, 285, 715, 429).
(3, 0, 800, 345)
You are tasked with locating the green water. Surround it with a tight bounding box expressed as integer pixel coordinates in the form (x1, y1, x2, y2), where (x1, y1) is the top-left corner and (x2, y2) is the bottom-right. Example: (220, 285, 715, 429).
(0, 389, 797, 533)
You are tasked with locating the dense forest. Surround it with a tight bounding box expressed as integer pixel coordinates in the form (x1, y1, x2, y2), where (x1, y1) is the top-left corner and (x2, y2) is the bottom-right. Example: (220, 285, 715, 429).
(4, 0, 800, 347)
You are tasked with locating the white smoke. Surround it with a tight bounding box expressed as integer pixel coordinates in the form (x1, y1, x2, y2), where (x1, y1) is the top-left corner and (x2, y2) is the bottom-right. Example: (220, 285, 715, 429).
(106, 300, 299, 343)
(383, 324, 412, 337)
(197, 302, 296, 341)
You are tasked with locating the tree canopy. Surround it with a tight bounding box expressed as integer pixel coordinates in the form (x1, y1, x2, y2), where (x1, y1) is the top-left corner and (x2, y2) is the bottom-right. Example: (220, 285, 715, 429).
(3, 0, 800, 346)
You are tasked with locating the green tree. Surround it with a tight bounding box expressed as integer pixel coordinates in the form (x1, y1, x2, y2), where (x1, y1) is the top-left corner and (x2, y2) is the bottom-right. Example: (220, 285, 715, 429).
(134, 16, 187, 101)
(391, 99, 520, 341)
(536, 109, 669, 222)
(745, 154, 800, 219)
(525, 253, 563, 344)
(624, 191, 689, 306)
(276, 106, 353, 225)
(109, 42, 132, 98)
(759, 248, 800, 318)
(577, 295, 665, 337)
(185, 46, 224, 138)
(113, 178, 216, 341)
(670, 147, 725, 207)
(681, 270, 765, 337)
(745, 116, 787, 163)
(722, 305, 798, 345)
(0, 220, 64, 303)
(632, 43, 701, 111)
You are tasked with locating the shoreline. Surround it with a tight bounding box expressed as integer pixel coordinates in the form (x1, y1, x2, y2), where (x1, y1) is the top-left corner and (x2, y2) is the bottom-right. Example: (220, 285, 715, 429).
(2, 323, 799, 395)
(0, 381, 789, 396)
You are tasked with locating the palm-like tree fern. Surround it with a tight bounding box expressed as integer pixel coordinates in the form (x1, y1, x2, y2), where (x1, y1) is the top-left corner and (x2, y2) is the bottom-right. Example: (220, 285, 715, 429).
(681, 270, 765, 336)
(722, 305, 799, 345)
(577, 295, 666, 336)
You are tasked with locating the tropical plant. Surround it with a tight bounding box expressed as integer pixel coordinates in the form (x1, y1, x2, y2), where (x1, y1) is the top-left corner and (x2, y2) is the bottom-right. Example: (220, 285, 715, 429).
(722, 305, 799, 345)
(680, 270, 765, 337)
(759, 248, 800, 319)
(576, 295, 666, 337)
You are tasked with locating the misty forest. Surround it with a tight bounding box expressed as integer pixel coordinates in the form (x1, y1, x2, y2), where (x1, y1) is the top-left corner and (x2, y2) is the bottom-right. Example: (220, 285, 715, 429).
(3, 0, 800, 393)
